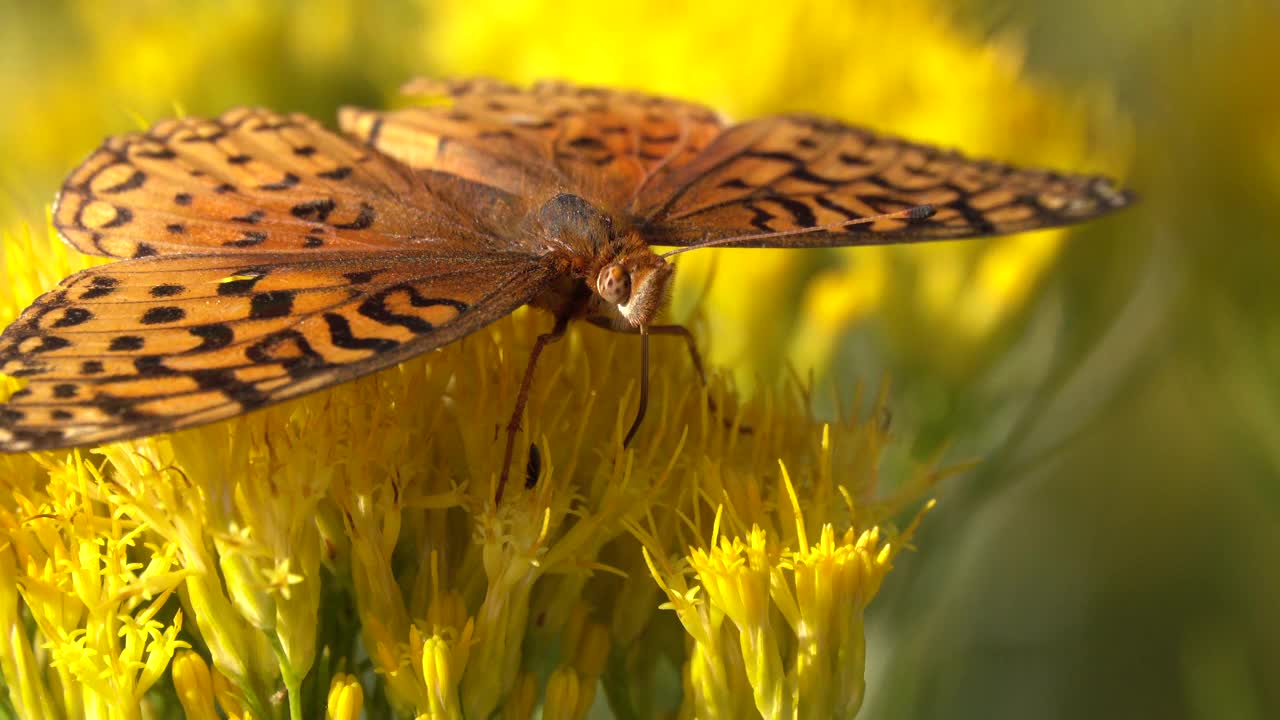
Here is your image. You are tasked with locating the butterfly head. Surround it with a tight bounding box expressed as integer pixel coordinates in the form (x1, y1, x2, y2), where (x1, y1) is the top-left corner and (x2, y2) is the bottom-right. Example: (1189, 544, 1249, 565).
(595, 248, 673, 329)
(535, 192, 672, 327)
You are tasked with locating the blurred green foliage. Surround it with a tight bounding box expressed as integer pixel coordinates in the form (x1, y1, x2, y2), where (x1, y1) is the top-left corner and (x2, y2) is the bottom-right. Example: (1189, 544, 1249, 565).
(0, 0, 1274, 718)
(873, 2, 1280, 720)
(0, 0, 428, 221)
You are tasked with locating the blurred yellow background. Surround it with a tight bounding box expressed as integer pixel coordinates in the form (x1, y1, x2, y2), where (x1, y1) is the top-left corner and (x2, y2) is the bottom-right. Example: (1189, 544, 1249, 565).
(0, 0, 1275, 718)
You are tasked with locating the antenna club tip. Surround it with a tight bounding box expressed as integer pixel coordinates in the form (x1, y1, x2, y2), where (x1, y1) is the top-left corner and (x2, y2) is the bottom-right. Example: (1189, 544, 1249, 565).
(907, 204, 936, 221)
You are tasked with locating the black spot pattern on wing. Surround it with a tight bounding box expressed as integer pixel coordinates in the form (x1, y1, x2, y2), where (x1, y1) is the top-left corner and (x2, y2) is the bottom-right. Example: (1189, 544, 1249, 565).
(249, 290, 295, 319)
(49, 106, 464, 261)
(0, 251, 551, 452)
(640, 114, 1134, 247)
(140, 306, 186, 325)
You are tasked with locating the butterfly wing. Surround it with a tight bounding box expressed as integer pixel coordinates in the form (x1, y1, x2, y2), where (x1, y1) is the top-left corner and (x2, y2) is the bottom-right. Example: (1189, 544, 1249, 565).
(0, 251, 552, 451)
(341, 81, 1132, 248)
(3, 106, 552, 452)
(53, 106, 529, 258)
(338, 77, 726, 212)
(636, 115, 1134, 247)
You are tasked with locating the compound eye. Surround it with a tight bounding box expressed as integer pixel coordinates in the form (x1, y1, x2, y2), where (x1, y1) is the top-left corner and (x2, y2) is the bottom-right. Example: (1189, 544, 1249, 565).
(596, 264, 632, 305)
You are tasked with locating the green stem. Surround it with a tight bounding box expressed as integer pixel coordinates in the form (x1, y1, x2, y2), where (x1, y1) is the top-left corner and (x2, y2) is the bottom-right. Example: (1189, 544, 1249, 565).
(270, 634, 304, 720)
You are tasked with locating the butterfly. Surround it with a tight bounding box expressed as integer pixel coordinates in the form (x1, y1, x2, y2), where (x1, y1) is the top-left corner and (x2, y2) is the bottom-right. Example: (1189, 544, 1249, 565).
(0, 77, 1133, 499)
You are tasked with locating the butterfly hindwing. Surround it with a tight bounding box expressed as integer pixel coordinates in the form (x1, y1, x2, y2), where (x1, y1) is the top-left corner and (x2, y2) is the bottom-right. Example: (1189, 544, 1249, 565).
(0, 252, 552, 451)
(339, 77, 727, 211)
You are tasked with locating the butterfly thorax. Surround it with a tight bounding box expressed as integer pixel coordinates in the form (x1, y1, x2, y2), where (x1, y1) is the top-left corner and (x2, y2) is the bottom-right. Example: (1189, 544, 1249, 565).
(531, 193, 673, 330)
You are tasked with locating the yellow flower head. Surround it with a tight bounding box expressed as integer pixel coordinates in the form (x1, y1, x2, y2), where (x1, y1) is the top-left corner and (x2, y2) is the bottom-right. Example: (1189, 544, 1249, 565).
(1, 217, 945, 718)
(325, 672, 364, 720)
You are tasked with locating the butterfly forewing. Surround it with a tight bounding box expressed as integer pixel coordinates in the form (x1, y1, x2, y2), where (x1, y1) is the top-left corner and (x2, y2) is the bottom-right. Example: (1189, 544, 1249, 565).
(638, 115, 1134, 247)
(0, 252, 551, 451)
(52, 107, 512, 259)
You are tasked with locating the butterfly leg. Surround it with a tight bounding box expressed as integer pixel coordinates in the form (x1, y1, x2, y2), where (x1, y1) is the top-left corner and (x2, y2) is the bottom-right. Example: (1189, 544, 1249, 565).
(586, 319, 748, 442)
(644, 324, 707, 386)
(497, 313, 571, 503)
(643, 326, 751, 438)
(586, 320, 706, 384)
(624, 328, 650, 446)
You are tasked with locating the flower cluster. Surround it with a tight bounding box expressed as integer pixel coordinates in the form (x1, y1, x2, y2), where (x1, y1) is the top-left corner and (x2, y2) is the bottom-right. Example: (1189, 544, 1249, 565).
(0, 222, 944, 718)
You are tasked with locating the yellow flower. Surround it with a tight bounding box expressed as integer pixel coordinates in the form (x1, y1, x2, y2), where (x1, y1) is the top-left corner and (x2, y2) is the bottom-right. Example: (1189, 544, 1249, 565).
(0, 451, 194, 717)
(326, 673, 364, 720)
(172, 651, 219, 720)
(420, 632, 468, 719)
(637, 424, 940, 719)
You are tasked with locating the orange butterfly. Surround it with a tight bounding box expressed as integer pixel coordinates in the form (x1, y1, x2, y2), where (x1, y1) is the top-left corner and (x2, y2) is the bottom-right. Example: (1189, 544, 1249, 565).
(0, 78, 1133, 499)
